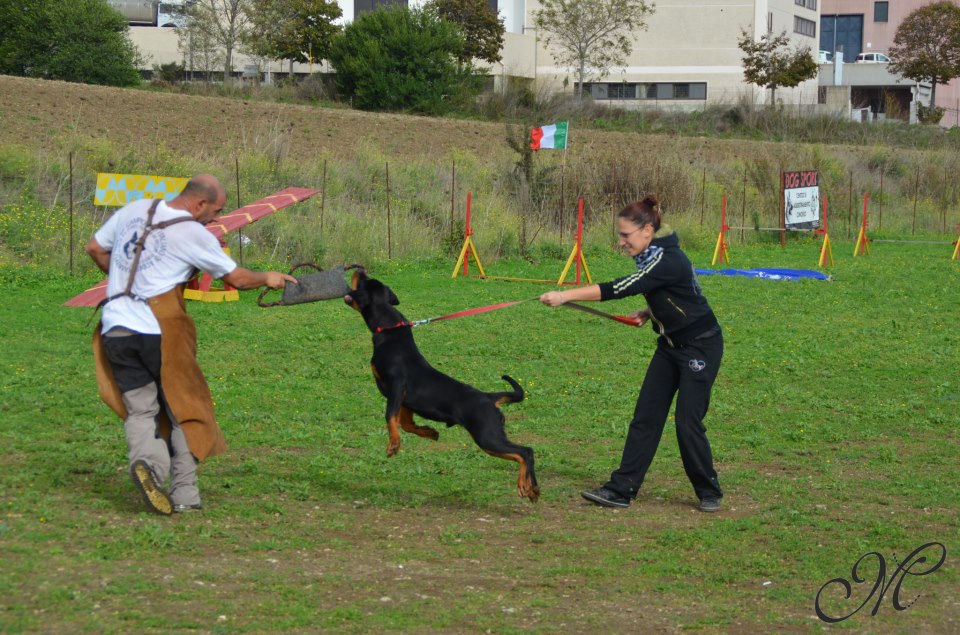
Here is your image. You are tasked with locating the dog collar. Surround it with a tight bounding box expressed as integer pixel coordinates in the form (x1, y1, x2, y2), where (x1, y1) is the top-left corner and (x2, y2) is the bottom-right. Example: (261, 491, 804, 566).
(374, 321, 413, 333)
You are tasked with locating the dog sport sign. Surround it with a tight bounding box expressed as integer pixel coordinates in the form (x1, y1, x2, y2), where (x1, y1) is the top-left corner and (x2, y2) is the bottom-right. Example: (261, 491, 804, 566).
(783, 170, 821, 230)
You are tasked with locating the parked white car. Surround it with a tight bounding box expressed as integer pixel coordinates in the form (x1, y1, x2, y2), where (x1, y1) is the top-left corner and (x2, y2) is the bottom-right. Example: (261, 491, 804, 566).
(818, 50, 833, 64)
(855, 52, 891, 63)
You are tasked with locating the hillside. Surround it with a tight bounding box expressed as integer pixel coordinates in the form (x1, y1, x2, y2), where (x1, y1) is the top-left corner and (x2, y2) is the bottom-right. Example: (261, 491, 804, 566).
(0, 74, 761, 167)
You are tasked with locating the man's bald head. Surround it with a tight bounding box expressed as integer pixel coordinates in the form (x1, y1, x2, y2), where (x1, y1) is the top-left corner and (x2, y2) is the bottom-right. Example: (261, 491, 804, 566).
(180, 174, 225, 204)
(174, 174, 227, 224)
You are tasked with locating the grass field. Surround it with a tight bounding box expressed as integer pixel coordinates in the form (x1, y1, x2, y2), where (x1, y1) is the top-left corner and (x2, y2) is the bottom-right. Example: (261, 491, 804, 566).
(1, 240, 958, 634)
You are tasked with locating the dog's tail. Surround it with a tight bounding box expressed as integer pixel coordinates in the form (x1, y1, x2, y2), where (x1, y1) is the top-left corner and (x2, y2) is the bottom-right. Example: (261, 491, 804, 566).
(489, 375, 525, 406)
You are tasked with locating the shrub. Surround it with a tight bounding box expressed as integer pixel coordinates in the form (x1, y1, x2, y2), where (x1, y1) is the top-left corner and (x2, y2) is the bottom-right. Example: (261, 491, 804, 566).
(328, 5, 482, 114)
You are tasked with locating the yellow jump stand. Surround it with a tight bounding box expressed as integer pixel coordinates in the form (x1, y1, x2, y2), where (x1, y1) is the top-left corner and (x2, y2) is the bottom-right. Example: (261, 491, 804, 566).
(711, 193, 731, 266)
(451, 192, 486, 278)
(952, 224, 959, 260)
(816, 195, 834, 267)
(183, 246, 240, 302)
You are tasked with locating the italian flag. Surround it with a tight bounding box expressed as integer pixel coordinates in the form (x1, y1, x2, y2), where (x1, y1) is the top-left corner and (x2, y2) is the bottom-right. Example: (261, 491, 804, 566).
(530, 121, 569, 150)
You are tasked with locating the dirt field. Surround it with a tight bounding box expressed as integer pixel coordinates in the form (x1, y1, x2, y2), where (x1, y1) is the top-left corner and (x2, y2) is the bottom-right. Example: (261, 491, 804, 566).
(0, 75, 556, 165)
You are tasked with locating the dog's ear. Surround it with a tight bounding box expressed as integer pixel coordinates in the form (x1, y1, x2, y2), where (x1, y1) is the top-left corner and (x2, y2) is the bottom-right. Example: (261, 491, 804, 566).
(388, 289, 400, 306)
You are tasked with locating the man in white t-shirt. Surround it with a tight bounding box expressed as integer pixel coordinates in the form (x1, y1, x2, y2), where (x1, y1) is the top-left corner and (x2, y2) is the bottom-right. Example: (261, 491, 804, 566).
(85, 174, 297, 515)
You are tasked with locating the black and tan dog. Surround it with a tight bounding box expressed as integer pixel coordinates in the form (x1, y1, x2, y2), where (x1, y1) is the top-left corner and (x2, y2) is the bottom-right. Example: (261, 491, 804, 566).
(344, 270, 539, 502)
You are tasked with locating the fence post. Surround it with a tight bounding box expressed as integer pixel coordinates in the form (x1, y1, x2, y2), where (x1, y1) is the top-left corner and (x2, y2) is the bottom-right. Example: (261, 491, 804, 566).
(699, 167, 706, 228)
(450, 159, 455, 252)
(235, 156, 243, 266)
(912, 166, 920, 235)
(848, 169, 854, 239)
(878, 170, 884, 231)
(320, 159, 327, 239)
(386, 162, 391, 260)
(69, 151, 74, 275)
(740, 169, 746, 241)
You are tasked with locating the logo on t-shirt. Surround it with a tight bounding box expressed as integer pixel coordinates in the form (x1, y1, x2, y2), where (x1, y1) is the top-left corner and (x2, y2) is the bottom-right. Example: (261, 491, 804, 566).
(116, 217, 168, 274)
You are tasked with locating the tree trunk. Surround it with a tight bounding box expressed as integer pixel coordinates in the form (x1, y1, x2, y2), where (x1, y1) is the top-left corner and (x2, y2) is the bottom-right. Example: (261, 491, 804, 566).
(578, 60, 586, 99)
(224, 46, 232, 83)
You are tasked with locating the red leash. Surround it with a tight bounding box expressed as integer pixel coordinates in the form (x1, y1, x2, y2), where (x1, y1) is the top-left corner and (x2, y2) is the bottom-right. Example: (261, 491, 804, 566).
(373, 297, 640, 333)
(563, 302, 642, 327)
(375, 297, 538, 332)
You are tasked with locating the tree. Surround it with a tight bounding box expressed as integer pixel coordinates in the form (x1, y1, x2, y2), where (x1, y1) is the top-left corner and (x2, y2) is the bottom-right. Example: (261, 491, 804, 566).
(427, 0, 505, 66)
(178, 0, 252, 82)
(533, 0, 654, 99)
(0, 0, 142, 87)
(738, 29, 818, 105)
(244, 0, 342, 77)
(888, 1, 960, 122)
(328, 5, 479, 114)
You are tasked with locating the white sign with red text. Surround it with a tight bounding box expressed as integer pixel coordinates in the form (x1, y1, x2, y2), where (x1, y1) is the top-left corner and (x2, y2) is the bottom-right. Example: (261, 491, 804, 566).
(783, 170, 821, 230)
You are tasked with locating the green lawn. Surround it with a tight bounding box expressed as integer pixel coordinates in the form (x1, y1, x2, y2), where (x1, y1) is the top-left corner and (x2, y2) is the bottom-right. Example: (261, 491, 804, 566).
(1, 240, 958, 633)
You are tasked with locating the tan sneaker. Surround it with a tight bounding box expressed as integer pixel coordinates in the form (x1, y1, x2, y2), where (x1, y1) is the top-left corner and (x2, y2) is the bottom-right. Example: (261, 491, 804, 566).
(130, 460, 173, 515)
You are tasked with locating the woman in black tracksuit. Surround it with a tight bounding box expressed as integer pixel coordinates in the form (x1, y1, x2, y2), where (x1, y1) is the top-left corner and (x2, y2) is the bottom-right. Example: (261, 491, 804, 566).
(540, 196, 724, 512)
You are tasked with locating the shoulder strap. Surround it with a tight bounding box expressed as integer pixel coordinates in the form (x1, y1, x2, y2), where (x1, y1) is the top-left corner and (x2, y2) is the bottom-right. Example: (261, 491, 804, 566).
(119, 199, 162, 300)
(110, 201, 198, 303)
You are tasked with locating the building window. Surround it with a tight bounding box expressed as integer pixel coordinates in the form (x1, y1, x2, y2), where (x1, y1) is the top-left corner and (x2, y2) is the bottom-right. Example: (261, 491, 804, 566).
(578, 82, 707, 100)
(874, 2, 888, 23)
(355, 0, 407, 20)
(795, 0, 816, 9)
(608, 83, 636, 99)
(795, 16, 816, 38)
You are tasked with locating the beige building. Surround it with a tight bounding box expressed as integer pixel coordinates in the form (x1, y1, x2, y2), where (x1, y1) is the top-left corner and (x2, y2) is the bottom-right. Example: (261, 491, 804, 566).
(123, 0, 824, 109)
(510, 0, 823, 109)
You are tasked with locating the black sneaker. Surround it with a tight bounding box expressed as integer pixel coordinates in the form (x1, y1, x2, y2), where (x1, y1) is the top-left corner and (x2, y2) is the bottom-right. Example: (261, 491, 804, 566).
(581, 487, 630, 508)
(130, 460, 173, 515)
(699, 496, 721, 513)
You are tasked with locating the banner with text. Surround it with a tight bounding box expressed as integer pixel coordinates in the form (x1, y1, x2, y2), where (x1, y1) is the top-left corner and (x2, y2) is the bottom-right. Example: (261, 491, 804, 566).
(783, 170, 820, 230)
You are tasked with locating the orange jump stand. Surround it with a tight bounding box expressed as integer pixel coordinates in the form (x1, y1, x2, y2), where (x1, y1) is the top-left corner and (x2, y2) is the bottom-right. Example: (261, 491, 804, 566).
(711, 193, 731, 266)
(451, 194, 592, 285)
(451, 192, 486, 278)
(853, 193, 871, 257)
(556, 198, 592, 285)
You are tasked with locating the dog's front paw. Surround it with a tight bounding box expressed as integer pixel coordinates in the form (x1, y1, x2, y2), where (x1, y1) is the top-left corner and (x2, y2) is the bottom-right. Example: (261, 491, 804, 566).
(386, 442, 400, 457)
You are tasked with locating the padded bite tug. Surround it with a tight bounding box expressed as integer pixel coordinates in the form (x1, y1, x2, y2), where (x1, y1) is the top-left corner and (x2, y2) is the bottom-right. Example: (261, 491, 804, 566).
(258, 263, 353, 307)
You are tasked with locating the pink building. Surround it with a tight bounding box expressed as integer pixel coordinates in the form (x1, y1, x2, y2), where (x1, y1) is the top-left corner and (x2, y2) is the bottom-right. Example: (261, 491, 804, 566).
(821, 0, 960, 125)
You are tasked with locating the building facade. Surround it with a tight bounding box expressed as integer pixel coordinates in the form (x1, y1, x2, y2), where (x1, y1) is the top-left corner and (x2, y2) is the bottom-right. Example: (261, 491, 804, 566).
(115, 0, 960, 123)
(820, 0, 960, 124)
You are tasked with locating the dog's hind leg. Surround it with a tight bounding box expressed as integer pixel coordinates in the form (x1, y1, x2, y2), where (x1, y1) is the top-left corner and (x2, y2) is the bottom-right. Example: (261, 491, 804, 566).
(398, 406, 439, 441)
(384, 392, 406, 457)
(483, 447, 539, 503)
(471, 425, 539, 502)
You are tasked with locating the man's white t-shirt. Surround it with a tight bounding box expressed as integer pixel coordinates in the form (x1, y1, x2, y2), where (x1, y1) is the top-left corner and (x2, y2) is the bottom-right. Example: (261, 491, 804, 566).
(95, 199, 237, 335)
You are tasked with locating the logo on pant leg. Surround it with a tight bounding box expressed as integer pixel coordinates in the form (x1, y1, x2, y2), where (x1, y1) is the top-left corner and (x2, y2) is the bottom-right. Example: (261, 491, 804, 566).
(688, 359, 706, 372)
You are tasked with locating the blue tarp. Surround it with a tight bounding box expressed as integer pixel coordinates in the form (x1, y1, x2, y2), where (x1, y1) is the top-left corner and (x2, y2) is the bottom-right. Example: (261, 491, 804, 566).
(695, 268, 831, 281)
